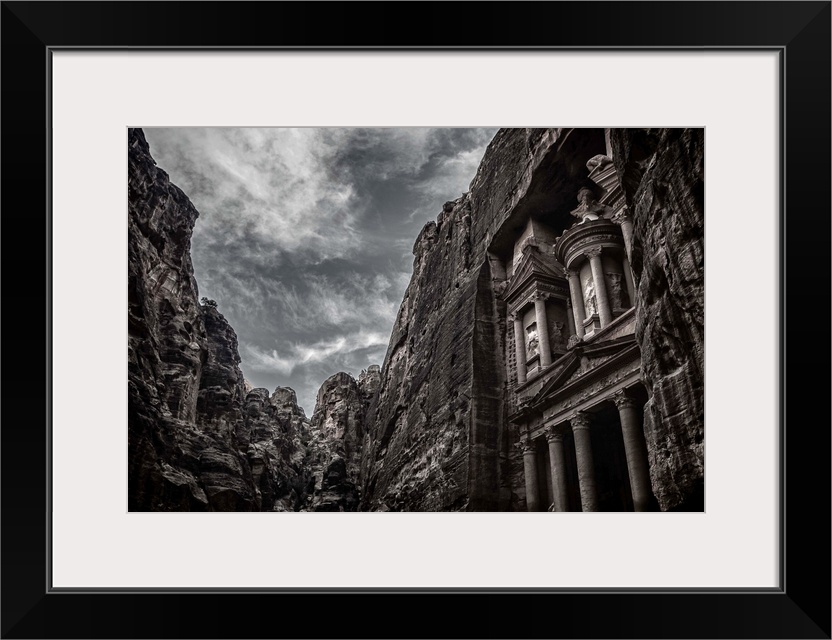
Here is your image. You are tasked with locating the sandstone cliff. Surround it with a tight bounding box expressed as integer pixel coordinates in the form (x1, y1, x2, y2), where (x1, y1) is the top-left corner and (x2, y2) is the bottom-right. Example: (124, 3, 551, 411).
(305, 367, 380, 511)
(611, 128, 705, 511)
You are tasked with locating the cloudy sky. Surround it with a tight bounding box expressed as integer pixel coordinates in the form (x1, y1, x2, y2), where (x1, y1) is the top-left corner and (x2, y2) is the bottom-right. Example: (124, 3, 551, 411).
(143, 128, 498, 414)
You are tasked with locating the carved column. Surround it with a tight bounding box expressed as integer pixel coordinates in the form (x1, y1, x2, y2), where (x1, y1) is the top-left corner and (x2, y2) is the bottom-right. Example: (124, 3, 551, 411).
(533, 293, 552, 368)
(512, 313, 527, 384)
(566, 270, 586, 338)
(520, 436, 540, 512)
(586, 248, 613, 327)
(571, 412, 599, 512)
(565, 298, 576, 337)
(614, 391, 652, 512)
(613, 209, 635, 262)
(622, 256, 636, 309)
(546, 427, 569, 512)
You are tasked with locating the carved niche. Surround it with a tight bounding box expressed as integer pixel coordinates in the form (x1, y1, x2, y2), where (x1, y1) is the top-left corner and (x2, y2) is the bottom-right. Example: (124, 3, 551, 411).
(606, 272, 628, 310)
(549, 320, 566, 350)
(526, 323, 540, 358)
(584, 279, 598, 317)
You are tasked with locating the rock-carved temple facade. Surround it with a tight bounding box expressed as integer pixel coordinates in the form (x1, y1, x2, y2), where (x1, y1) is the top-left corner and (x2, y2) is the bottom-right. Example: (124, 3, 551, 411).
(500, 140, 655, 512)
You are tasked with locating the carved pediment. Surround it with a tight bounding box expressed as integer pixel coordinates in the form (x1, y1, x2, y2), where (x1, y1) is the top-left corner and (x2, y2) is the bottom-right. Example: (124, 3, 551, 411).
(533, 335, 638, 400)
(558, 354, 616, 387)
(505, 250, 565, 302)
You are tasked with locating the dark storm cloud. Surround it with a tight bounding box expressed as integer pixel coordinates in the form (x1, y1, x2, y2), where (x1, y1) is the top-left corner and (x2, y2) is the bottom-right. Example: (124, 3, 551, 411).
(143, 127, 498, 413)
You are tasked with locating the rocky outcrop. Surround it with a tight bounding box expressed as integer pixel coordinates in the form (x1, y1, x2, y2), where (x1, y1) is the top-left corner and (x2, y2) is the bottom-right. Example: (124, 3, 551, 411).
(610, 128, 705, 511)
(244, 387, 311, 511)
(128, 127, 212, 511)
(305, 368, 380, 511)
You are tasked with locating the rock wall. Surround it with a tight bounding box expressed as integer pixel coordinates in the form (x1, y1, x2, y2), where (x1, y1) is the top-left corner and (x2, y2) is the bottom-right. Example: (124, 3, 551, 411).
(128, 127, 212, 511)
(305, 368, 380, 511)
(610, 128, 705, 511)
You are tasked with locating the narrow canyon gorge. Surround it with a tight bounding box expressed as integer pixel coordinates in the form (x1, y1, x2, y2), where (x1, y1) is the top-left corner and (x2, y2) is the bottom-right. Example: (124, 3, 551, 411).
(128, 126, 703, 512)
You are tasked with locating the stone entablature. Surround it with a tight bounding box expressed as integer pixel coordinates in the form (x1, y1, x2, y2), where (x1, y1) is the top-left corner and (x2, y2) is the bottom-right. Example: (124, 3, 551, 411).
(554, 219, 623, 270)
(511, 341, 641, 432)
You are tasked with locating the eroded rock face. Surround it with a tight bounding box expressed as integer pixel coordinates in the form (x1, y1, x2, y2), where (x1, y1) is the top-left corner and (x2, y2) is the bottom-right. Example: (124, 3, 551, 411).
(128, 127, 211, 511)
(305, 370, 380, 511)
(244, 387, 311, 511)
(610, 128, 705, 511)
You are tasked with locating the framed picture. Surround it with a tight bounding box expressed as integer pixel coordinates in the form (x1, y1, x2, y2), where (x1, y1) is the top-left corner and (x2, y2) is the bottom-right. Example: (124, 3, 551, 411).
(3, 2, 829, 638)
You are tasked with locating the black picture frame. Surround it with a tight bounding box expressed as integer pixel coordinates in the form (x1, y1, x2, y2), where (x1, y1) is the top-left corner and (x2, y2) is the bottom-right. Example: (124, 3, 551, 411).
(2, 2, 829, 638)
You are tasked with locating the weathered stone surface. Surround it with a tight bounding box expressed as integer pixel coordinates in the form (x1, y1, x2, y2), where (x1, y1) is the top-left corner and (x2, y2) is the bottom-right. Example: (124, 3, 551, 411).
(128, 127, 211, 511)
(610, 128, 705, 511)
(243, 386, 311, 511)
(305, 370, 379, 511)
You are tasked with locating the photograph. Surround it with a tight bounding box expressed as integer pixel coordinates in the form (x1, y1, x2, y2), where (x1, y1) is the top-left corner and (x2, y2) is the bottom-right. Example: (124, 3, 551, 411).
(4, 0, 827, 633)
(128, 126, 704, 512)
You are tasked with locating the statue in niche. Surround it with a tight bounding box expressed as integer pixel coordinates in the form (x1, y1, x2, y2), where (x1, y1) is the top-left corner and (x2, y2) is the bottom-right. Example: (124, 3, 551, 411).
(550, 320, 565, 348)
(569, 186, 613, 223)
(584, 279, 598, 317)
(606, 272, 628, 310)
(526, 323, 539, 358)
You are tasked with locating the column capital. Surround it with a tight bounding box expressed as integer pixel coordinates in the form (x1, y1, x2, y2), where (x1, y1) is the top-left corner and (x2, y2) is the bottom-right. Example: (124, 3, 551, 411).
(509, 311, 521, 322)
(518, 436, 537, 454)
(533, 291, 550, 302)
(611, 208, 633, 226)
(613, 390, 638, 410)
(565, 268, 580, 279)
(570, 411, 593, 431)
(545, 426, 564, 443)
(584, 246, 603, 259)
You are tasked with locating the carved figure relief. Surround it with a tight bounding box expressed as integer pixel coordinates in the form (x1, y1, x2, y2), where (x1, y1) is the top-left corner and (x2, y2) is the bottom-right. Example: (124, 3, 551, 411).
(606, 272, 627, 309)
(584, 279, 597, 316)
(526, 323, 539, 358)
(550, 321, 565, 348)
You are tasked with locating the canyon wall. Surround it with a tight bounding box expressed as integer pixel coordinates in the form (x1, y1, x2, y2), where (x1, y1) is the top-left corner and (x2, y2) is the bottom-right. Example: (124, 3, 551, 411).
(610, 128, 705, 511)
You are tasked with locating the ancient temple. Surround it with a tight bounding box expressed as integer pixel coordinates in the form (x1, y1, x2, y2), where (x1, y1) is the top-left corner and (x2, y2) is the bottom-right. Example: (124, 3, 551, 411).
(499, 135, 655, 512)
